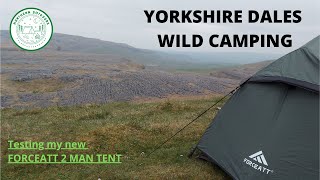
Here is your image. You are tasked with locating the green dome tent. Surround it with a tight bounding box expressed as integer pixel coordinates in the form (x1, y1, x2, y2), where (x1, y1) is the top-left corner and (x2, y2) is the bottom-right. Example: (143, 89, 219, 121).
(194, 36, 319, 180)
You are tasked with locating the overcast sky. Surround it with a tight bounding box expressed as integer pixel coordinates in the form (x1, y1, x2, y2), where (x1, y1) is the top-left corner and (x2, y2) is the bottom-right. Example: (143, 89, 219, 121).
(1, 0, 319, 54)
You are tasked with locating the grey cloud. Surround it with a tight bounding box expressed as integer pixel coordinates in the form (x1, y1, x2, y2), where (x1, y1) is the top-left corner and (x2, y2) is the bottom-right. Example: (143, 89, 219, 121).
(1, 0, 319, 54)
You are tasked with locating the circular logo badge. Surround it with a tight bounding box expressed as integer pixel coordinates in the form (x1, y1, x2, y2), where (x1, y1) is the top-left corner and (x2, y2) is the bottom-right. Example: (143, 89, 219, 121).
(10, 8, 53, 51)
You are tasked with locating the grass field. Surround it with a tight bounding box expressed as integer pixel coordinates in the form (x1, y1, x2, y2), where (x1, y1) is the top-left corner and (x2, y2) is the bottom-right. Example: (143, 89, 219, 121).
(1, 96, 231, 179)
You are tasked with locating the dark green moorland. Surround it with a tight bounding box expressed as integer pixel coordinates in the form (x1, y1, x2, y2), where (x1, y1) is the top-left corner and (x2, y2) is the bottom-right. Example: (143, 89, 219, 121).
(1, 97, 231, 180)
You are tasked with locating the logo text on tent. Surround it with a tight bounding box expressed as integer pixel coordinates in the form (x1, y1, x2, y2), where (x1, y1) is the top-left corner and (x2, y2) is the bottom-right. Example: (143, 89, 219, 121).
(249, 151, 268, 166)
(243, 151, 273, 175)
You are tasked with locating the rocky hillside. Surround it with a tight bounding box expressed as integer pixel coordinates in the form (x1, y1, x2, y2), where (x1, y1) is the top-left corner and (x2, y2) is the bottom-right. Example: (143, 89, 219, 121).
(209, 61, 273, 81)
(1, 31, 273, 108)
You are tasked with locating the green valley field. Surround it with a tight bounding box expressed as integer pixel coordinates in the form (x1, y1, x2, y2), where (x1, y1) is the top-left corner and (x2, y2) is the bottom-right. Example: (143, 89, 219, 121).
(1, 96, 231, 180)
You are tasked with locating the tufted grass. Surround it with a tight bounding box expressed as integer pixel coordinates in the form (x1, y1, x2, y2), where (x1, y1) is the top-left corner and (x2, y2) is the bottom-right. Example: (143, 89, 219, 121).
(1, 96, 230, 180)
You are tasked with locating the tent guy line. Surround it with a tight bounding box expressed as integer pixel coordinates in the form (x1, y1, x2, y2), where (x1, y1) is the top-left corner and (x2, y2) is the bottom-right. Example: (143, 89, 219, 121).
(146, 84, 243, 158)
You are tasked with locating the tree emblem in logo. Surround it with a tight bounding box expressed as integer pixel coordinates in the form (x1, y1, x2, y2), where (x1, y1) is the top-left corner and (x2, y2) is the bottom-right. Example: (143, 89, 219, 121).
(10, 8, 53, 51)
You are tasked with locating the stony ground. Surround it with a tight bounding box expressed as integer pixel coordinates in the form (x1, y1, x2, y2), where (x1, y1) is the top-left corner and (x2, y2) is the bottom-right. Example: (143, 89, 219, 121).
(1, 50, 238, 109)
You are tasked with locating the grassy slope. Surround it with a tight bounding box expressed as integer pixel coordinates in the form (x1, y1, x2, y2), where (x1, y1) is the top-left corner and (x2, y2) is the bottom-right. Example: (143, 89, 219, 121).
(1, 97, 231, 180)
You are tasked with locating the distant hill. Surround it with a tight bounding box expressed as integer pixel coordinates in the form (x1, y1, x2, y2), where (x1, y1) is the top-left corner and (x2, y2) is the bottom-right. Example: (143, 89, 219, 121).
(1, 30, 194, 69)
(1, 30, 279, 69)
(209, 60, 273, 81)
(181, 51, 279, 64)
